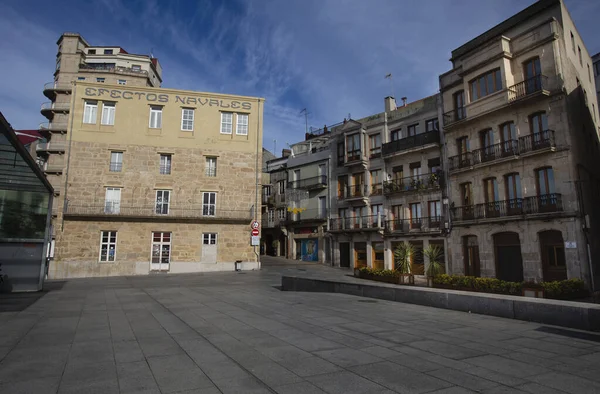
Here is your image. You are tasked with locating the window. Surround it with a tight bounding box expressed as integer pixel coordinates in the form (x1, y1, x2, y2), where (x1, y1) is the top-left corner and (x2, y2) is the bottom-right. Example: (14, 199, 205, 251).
(370, 169, 381, 195)
(181, 108, 194, 131)
(429, 200, 441, 219)
(152, 232, 171, 266)
(104, 188, 121, 214)
(132, 64, 141, 71)
(346, 133, 361, 161)
(277, 209, 286, 220)
(337, 142, 345, 165)
(99, 231, 117, 262)
(578, 46, 582, 66)
(453, 90, 465, 120)
(480, 129, 494, 161)
(110, 151, 123, 172)
(338, 176, 348, 198)
(595, 62, 600, 76)
(588, 64, 592, 83)
(88, 49, 96, 54)
(101, 102, 115, 125)
(505, 173, 522, 200)
(155, 190, 170, 215)
(571, 32, 575, 53)
(220, 112, 233, 134)
(202, 192, 216, 216)
(83, 100, 98, 124)
(425, 118, 439, 132)
(500, 122, 517, 154)
(409, 203, 422, 229)
(206, 157, 217, 177)
(203, 233, 217, 245)
(96, 77, 105, 83)
(160, 154, 171, 175)
(278, 180, 285, 195)
(483, 178, 499, 203)
(318, 196, 327, 217)
(410, 162, 421, 178)
(594, 104, 597, 122)
(118, 79, 126, 85)
(104, 49, 113, 54)
(369, 133, 381, 158)
(77, 77, 86, 81)
(372, 242, 384, 269)
(407, 124, 420, 136)
(530, 112, 548, 135)
(391, 129, 401, 141)
(460, 183, 473, 206)
(236, 113, 249, 135)
(536, 168, 555, 196)
(391, 204, 402, 220)
(470, 69, 502, 101)
(149, 106, 162, 128)
(55, 59, 61, 71)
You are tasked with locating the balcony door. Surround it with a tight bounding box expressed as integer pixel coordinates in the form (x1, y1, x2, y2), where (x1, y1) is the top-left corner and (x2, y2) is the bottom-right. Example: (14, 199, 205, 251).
(539, 230, 567, 282)
(409, 202, 422, 230)
(338, 176, 348, 199)
(536, 167, 557, 212)
(104, 187, 121, 214)
(453, 90, 465, 121)
(151, 232, 171, 271)
(505, 173, 522, 215)
(524, 57, 542, 94)
(500, 122, 517, 156)
(352, 173, 364, 197)
(463, 235, 481, 277)
(479, 129, 494, 162)
(457, 136, 470, 167)
(318, 196, 327, 219)
(494, 232, 524, 283)
(460, 182, 474, 219)
(483, 178, 500, 218)
(530, 112, 549, 149)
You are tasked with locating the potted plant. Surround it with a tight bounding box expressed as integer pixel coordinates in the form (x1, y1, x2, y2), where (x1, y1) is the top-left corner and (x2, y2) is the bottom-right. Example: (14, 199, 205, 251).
(393, 242, 415, 285)
(424, 244, 444, 287)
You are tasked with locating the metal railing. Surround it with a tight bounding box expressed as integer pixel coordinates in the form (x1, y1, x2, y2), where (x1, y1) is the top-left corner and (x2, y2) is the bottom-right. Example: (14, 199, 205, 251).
(288, 175, 327, 189)
(443, 107, 466, 125)
(43, 82, 72, 91)
(383, 172, 442, 195)
(79, 63, 149, 76)
(262, 217, 283, 228)
(159, 165, 172, 175)
(64, 202, 253, 220)
(384, 216, 443, 233)
(451, 194, 562, 221)
(508, 75, 548, 101)
(382, 130, 440, 156)
(286, 209, 328, 222)
(109, 162, 123, 172)
(39, 122, 68, 132)
(41, 102, 70, 112)
(369, 147, 382, 159)
(329, 214, 385, 231)
(449, 131, 556, 171)
(369, 183, 383, 196)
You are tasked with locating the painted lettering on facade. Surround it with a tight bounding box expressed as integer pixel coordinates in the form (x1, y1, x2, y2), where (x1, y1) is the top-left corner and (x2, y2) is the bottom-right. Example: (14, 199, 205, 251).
(84, 87, 252, 110)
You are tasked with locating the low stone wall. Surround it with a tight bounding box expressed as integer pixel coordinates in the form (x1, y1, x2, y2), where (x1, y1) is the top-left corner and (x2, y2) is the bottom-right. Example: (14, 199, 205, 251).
(281, 275, 600, 331)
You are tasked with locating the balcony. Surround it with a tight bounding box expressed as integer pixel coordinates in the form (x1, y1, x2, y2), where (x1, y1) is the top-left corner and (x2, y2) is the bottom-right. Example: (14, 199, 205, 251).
(369, 183, 383, 197)
(79, 63, 149, 77)
(451, 194, 563, 223)
(262, 217, 282, 228)
(382, 130, 440, 157)
(43, 82, 72, 99)
(44, 164, 64, 174)
(63, 202, 252, 223)
(508, 75, 549, 102)
(339, 184, 368, 204)
(41, 102, 70, 119)
(383, 172, 442, 196)
(443, 107, 467, 126)
(288, 175, 327, 190)
(36, 141, 66, 154)
(261, 194, 271, 205)
(329, 214, 385, 232)
(285, 209, 328, 224)
(448, 130, 555, 172)
(384, 216, 443, 234)
(39, 122, 68, 133)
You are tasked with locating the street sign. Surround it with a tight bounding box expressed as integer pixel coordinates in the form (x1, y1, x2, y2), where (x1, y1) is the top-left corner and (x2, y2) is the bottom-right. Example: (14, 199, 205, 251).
(252, 228, 260, 236)
(251, 220, 260, 230)
(251, 236, 260, 246)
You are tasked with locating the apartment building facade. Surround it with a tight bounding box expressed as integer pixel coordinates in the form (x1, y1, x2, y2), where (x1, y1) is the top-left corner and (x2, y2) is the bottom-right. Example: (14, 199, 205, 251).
(329, 96, 446, 272)
(49, 82, 263, 278)
(261, 153, 289, 257)
(440, 0, 600, 287)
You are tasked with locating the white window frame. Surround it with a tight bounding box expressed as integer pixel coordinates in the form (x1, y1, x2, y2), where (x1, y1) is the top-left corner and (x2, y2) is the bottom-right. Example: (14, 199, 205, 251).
(155, 190, 170, 215)
(236, 113, 249, 135)
(104, 187, 121, 214)
(118, 79, 126, 85)
(220, 112, 233, 134)
(203, 233, 218, 245)
(151, 232, 171, 265)
(101, 102, 116, 125)
(206, 157, 217, 177)
(83, 100, 98, 124)
(181, 108, 194, 131)
(160, 154, 172, 175)
(99, 231, 117, 262)
(110, 151, 123, 172)
(149, 106, 163, 129)
(202, 192, 216, 217)
(277, 208, 286, 220)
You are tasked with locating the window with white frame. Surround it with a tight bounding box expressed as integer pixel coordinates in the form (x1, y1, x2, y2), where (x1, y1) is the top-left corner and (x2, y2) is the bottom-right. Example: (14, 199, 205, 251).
(101, 102, 116, 125)
(99, 231, 117, 262)
(181, 108, 194, 131)
(203, 233, 217, 245)
(206, 157, 217, 177)
(151, 232, 171, 265)
(236, 113, 249, 135)
(160, 154, 171, 175)
(104, 187, 121, 214)
(278, 208, 286, 220)
(220, 112, 233, 134)
(118, 79, 126, 85)
(149, 106, 163, 128)
(83, 100, 98, 124)
(268, 210, 275, 222)
(202, 192, 216, 216)
(110, 151, 123, 172)
(155, 190, 170, 215)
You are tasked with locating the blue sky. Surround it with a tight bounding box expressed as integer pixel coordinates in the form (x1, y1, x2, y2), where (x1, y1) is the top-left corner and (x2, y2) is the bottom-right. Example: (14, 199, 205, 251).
(1, 0, 599, 153)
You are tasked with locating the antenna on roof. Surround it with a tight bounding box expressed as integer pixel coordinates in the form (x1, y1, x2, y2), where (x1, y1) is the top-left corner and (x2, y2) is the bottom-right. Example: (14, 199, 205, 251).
(273, 139, 277, 155)
(299, 108, 310, 134)
(347, 113, 351, 120)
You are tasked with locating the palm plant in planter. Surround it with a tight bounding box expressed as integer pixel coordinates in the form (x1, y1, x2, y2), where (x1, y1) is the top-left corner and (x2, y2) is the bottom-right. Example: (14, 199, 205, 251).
(424, 245, 444, 287)
(393, 242, 415, 285)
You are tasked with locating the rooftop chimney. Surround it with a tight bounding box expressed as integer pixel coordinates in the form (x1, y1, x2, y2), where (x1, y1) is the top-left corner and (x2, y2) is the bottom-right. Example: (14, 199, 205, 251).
(384, 96, 397, 112)
(282, 149, 291, 158)
(401, 97, 407, 107)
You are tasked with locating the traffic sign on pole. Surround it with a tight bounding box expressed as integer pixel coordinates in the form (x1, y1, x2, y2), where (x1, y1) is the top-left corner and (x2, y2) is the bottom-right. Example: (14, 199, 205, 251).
(252, 228, 260, 236)
(251, 220, 260, 230)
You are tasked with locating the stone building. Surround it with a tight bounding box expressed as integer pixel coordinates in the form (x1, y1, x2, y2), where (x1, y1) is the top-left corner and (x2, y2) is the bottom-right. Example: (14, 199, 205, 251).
(439, 0, 600, 287)
(328, 96, 446, 272)
(593, 52, 600, 107)
(46, 81, 263, 278)
(261, 150, 289, 257)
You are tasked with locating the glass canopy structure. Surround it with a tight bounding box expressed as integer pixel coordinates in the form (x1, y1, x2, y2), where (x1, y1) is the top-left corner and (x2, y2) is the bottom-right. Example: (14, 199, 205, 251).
(0, 113, 53, 292)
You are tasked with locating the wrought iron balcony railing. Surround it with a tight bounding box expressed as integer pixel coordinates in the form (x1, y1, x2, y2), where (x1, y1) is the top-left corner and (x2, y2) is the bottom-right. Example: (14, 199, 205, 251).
(329, 214, 385, 231)
(338, 184, 369, 200)
(443, 107, 466, 126)
(451, 194, 562, 221)
(518, 130, 556, 154)
(508, 75, 548, 102)
(471, 140, 518, 165)
(286, 209, 329, 223)
(382, 130, 440, 156)
(384, 216, 443, 233)
(524, 193, 563, 214)
(288, 175, 327, 190)
(383, 172, 442, 195)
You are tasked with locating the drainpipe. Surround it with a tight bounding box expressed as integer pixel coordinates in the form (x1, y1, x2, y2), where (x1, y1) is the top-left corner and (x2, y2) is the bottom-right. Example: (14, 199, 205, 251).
(61, 81, 77, 232)
(254, 99, 262, 268)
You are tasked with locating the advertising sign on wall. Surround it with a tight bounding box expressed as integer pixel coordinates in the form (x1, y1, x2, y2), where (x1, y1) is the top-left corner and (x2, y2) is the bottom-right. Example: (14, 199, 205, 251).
(301, 238, 318, 262)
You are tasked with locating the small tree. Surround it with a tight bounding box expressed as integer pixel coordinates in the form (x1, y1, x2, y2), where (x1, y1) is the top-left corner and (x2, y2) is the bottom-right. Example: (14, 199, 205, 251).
(424, 245, 444, 277)
(393, 242, 414, 274)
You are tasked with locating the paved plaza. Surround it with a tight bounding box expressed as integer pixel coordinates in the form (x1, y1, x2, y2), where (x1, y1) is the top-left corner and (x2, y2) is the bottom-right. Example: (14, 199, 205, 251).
(1, 257, 600, 394)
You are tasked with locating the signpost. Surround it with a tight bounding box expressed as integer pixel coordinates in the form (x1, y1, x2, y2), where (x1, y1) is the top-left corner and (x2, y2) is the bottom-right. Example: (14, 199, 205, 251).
(252, 228, 260, 236)
(251, 220, 260, 246)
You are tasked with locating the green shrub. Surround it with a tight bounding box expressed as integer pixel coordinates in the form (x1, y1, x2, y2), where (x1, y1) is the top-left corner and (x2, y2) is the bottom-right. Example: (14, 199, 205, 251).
(542, 279, 586, 299)
(358, 267, 400, 278)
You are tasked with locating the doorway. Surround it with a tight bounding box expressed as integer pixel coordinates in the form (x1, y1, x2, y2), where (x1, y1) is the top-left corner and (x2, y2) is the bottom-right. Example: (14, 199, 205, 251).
(463, 235, 481, 277)
(494, 232, 524, 282)
(151, 232, 171, 271)
(539, 230, 567, 281)
(339, 242, 350, 268)
(202, 233, 218, 263)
